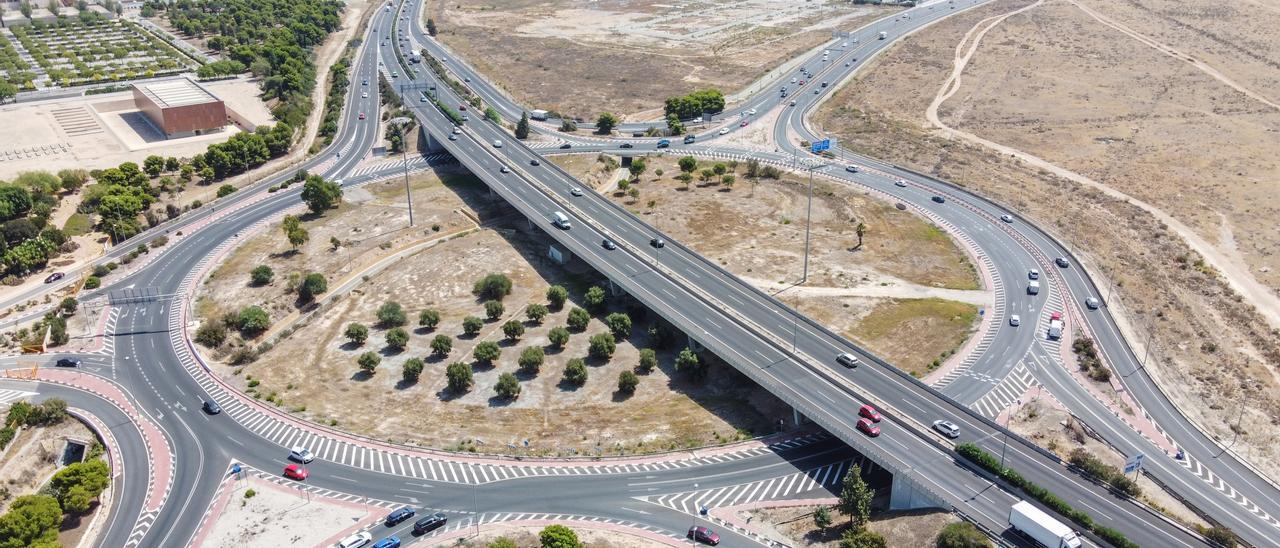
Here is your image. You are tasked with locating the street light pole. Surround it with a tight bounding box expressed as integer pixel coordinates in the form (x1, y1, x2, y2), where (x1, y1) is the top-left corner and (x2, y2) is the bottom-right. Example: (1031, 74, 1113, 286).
(389, 117, 415, 228)
(801, 163, 818, 285)
(998, 399, 1021, 470)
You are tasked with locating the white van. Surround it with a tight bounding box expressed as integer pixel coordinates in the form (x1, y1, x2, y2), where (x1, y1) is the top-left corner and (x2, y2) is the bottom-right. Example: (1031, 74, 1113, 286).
(552, 212, 571, 229)
(1027, 281, 1040, 295)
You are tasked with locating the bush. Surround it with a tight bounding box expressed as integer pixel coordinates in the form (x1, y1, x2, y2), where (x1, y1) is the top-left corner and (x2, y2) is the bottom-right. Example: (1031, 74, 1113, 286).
(84, 276, 101, 289)
(237, 306, 270, 335)
(935, 521, 991, 548)
(473, 341, 501, 365)
(563, 358, 588, 384)
(638, 348, 657, 373)
(473, 273, 513, 300)
(502, 320, 525, 340)
(250, 265, 273, 285)
(539, 524, 582, 548)
(93, 264, 110, 277)
(299, 272, 327, 301)
(546, 285, 568, 309)
(217, 184, 236, 197)
(1200, 526, 1237, 548)
(484, 300, 505, 321)
(526, 303, 549, 324)
(385, 327, 409, 351)
(244, 489, 257, 499)
(839, 529, 886, 548)
(344, 323, 368, 345)
(49, 458, 109, 514)
(588, 332, 616, 359)
(418, 309, 441, 329)
(488, 538, 518, 548)
(376, 301, 407, 327)
(430, 334, 452, 356)
(518, 346, 544, 373)
(567, 307, 590, 331)
(402, 357, 424, 382)
(357, 351, 380, 372)
(604, 312, 631, 338)
(195, 321, 227, 347)
(675, 347, 704, 379)
(584, 286, 606, 310)
(618, 370, 638, 394)
(1068, 448, 1140, 497)
(495, 372, 520, 399)
(60, 297, 77, 315)
(462, 316, 484, 336)
(446, 361, 473, 392)
(548, 326, 570, 348)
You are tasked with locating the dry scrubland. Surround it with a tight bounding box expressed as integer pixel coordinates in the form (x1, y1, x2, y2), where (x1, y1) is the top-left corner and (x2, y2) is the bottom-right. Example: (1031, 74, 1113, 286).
(746, 505, 957, 547)
(427, 0, 899, 118)
(199, 169, 784, 455)
(557, 153, 981, 376)
(814, 0, 1280, 476)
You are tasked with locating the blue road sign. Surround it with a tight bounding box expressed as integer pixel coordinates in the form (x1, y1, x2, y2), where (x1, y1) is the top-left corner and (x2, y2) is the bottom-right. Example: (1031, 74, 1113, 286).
(811, 138, 830, 153)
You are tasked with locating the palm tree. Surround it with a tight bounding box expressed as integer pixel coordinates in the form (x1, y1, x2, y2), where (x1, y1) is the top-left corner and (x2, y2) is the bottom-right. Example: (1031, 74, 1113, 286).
(855, 222, 867, 250)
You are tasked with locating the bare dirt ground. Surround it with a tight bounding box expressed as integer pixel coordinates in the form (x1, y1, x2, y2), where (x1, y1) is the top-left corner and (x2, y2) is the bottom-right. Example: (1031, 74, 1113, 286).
(426, 0, 901, 119)
(746, 504, 957, 547)
(200, 168, 786, 456)
(555, 153, 981, 375)
(813, 0, 1280, 479)
(451, 524, 661, 548)
(200, 475, 370, 548)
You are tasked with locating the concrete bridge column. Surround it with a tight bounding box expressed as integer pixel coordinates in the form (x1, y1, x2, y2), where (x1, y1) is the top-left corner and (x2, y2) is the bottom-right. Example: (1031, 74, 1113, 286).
(420, 126, 445, 153)
(686, 334, 705, 353)
(888, 472, 943, 510)
(607, 279, 626, 297)
(793, 407, 809, 426)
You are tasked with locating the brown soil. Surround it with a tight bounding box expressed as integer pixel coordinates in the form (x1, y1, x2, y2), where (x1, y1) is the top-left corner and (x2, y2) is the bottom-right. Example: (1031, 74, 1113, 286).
(426, 1, 901, 119)
(452, 524, 661, 548)
(813, 0, 1280, 480)
(746, 504, 957, 547)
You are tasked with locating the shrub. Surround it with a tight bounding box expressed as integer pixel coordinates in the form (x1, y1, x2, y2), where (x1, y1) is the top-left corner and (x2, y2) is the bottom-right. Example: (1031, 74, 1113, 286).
(93, 264, 110, 277)
(473, 341, 501, 365)
(604, 312, 631, 338)
(430, 334, 452, 356)
(567, 307, 590, 331)
(584, 286, 606, 310)
(84, 276, 101, 289)
(502, 320, 524, 340)
(484, 300, 505, 321)
(548, 326, 570, 348)
(562, 358, 589, 385)
(357, 351, 380, 372)
(526, 303, 549, 324)
(518, 346, 545, 373)
(195, 321, 227, 347)
(250, 265, 274, 285)
(473, 273, 513, 300)
(376, 301, 407, 327)
(675, 347, 705, 379)
(418, 309, 441, 329)
(936, 521, 991, 548)
(402, 357, 424, 382)
(237, 306, 270, 335)
(488, 538, 517, 548)
(462, 316, 484, 336)
(217, 184, 236, 197)
(59, 297, 77, 314)
(638, 348, 658, 373)
(446, 361, 473, 392)
(588, 332, 616, 359)
(618, 370, 638, 394)
(495, 372, 520, 399)
(299, 272, 327, 301)
(546, 285, 568, 309)
(539, 524, 582, 548)
(344, 323, 368, 345)
(838, 528, 886, 548)
(385, 327, 409, 351)
(244, 489, 257, 498)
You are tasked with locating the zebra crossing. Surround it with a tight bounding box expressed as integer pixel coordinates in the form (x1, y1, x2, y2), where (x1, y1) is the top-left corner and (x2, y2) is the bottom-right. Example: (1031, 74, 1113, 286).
(345, 152, 456, 179)
(97, 308, 120, 356)
(124, 510, 157, 548)
(1175, 455, 1280, 530)
(1040, 285, 1066, 355)
(639, 457, 862, 515)
(248, 468, 401, 508)
(970, 362, 1037, 419)
(0, 388, 36, 408)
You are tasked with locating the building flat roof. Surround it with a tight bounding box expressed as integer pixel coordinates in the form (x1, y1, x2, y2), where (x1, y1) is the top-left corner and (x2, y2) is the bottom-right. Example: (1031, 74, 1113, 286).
(135, 78, 220, 109)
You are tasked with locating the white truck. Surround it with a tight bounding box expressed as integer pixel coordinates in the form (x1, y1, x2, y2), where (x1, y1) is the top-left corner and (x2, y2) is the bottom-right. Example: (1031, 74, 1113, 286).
(1047, 319, 1064, 340)
(1009, 501, 1082, 548)
(530, 109, 549, 121)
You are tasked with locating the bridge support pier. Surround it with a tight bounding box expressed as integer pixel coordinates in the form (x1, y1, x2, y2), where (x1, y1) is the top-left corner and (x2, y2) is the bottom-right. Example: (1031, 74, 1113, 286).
(421, 126, 445, 153)
(792, 408, 809, 426)
(888, 471, 943, 510)
(607, 279, 626, 297)
(686, 335, 705, 353)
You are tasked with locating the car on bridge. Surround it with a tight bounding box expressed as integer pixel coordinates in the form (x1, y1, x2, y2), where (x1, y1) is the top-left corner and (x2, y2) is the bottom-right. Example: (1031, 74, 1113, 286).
(932, 420, 960, 439)
(338, 531, 372, 548)
(530, 159, 540, 166)
(836, 353, 860, 368)
(570, 187, 583, 197)
(459, 104, 467, 111)
(385, 506, 416, 526)
(845, 165, 859, 173)
(412, 513, 447, 535)
(1028, 268, 1039, 280)
(687, 526, 720, 545)
(856, 418, 880, 437)
(858, 405, 882, 422)
(650, 237, 666, 249)
(619, 143, 634, 149)
(359, 112, 366, 120)
(894, 179, 907, 187)
(602, 239, 617, 250)
(500, 166, 509, 173)
(201, 400, 221, 415)
(44, 272, 64, 283)
(1000, 214, 1014, 223)
(283, 463, 308, 481)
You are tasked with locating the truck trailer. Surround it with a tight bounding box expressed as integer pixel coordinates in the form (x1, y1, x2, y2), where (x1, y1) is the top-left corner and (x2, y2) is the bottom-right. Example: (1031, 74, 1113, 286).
(1009, 501, 1082, 548)
(529, 109, 549, 121)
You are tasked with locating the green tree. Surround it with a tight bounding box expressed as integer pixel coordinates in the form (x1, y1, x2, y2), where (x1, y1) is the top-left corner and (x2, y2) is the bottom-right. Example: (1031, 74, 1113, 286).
(250, 265, 274, 285)
(628, 157, 646, 180)
(855, 222, 867, 249)
(539, 524, 582, 548)
(584, 286, 606, 310)
(485, 300, 506, 321)
(49, 459, 109, 514)
(839, 529, 887, 548)
(426, 17, 438, 36)
(675, 347, 706, 380)
(665, 113, 683, 135)
(617, 370, 638, 394)
(595, 112, 619, 134)
(588, 332, 616, 359)
(473, 341, 501, 365)
(814, 505, 833, 531)
(838, 467, 873, 528)
(518, 346, 544, 373)
(515, 112, 530, 139)
(560, 119, 577, 132)
(502, 319, 525, 340)
(495, 372, 521, 399)
(300, 176, 342, 214)
(418, 309, 441, 329)
(344, 322, 368, 345)
(604, 312, 631, 338)
(376, 301, 407, 327)
(564, 358, 588, 385)
(722, 174, 736, 188)
(678, 156, 698, 174)
(935, 521, 992, 548)
(0, 494, 62, 547)
(402, 357, 425, 383)
(60, 297, 77, 315)
(0, 82, 18, 105)
(462, 316, 484, 336)
(566, 307, 590, 331)
(195, 321, 227, 347)
(546, 285, 568, 309)
(473, 273, 513, 300)
(446, 361, 473, 392)
(548, 326, 570, 348)
(357, 351, 381, 373)
(299, 272, 327, 301)
(638, 348, 657, 373)
(526, 303, 549, 324)
(385, 327, 409, 351)
(237, 306, 270, 335)
(430, 334, 452, 356)
(143, 155, 165, 177)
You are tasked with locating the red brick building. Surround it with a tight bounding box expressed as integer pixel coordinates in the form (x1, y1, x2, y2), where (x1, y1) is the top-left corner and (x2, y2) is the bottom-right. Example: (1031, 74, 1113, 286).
(132, 78, 227, 139)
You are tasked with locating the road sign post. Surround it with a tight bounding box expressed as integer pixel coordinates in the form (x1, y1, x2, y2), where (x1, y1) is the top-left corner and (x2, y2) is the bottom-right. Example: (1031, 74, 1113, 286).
(1123, 453, 1144, 479)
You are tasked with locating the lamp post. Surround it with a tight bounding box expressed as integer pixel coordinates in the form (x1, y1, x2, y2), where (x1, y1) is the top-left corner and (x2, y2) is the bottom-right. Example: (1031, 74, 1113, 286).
(801, 161, 825, 285)
(999, 398, 1022, 470)
(388, 116, 415, 228)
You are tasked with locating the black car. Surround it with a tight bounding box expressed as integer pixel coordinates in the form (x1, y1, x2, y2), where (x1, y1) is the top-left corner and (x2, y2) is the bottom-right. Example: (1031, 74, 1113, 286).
(412, 513, 447, 535)
(44, 272, 65, 284)
(619, 143, 634, 149)
(558, 143, 572, 149)
(385, 507, 416, 526)
(530, 159, 541, 166)
(650, 237, 666, 249)
(931, 195, 946, 203)
(54, 358, 80, 368)
(1055, 257, 1071, 268)
(602, 239, 617, 250)
(202, 400, 222, 415)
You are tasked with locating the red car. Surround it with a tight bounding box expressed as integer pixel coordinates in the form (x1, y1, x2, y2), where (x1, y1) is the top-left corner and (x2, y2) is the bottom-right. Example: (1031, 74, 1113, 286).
(857, 418, 880, 437)
(739, 120, 749, 127)
(358, 112, 366, 120)
(798, 80, 806, 85)
(1050, 311, 1062, 321)
(687, 526, 720, 545)
(459, 104, 467, 111)
(858, 404, 882, 423)
(283, 463, 308, 481)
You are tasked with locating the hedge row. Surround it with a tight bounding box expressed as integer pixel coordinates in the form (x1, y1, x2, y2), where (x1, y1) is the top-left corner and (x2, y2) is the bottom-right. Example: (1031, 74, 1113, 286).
(954, 443, 1139, 548)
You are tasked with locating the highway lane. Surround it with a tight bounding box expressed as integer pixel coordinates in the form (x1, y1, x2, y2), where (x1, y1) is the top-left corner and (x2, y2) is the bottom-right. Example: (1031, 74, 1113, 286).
(378, 29, 1207, 546)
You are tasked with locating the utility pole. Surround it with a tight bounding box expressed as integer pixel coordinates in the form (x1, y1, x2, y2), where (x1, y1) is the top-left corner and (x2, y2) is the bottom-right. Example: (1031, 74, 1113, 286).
(389, 116, 415, 227)
(801, 161, 822, 284)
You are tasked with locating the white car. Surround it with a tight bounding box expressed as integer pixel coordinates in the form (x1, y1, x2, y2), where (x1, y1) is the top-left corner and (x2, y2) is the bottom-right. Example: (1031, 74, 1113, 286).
(747, 108, 757, 115)
(1009, 315, 1021, 327)
(361, 92, 368, 98)
(500, 166, 509, 173)
(337, 532, 371, 548)
(1028, 268, 1039, 280)
(1000, 214, 1013, 223)
(289, 446, 314, 463)
(493, 139, 503, 148)
(570, 187, 583, 197)
(932, 420, 960, 439)
(718, 127, 729, 135)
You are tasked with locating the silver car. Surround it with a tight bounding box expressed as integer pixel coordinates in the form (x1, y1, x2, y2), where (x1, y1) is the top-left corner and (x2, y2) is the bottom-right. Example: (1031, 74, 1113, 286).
(1009, 315, 1021, 327)
(1085, 297, 1100, 309)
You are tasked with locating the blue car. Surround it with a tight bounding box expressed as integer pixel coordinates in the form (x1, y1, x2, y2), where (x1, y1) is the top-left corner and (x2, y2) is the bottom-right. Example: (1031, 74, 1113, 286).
(385, 507, 416, 526)
(372, 537, 401, 548)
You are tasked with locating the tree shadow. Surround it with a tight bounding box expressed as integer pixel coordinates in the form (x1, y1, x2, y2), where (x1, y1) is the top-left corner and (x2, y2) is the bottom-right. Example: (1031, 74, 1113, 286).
(379, 345, 406, 357)
(436, 386, 465, 401)
(487, 395, 516, 408)
(471, 360, 496, 372)
(394, 378, 417, 390)
(544, 343, 566, 355)
(340, 341, 364, 352)
(413, 326, 436, 335)
(349, 370, 374, 381)
(497, 338, 519, 348)
(611, 389, 634, 403)
(269, 249, 301, 260)
(557, 378, 583, 392)
(426, 353, 449, 364)
(514, 368, 539, 381)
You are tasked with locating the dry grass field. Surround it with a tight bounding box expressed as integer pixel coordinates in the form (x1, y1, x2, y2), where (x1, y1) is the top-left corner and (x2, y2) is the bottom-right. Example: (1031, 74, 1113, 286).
(814, 0, 1280, 477)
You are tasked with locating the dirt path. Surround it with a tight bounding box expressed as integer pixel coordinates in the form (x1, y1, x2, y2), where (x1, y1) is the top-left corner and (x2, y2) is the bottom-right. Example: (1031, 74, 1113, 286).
(923, 0, 1280, 331)
(743, 275, 990, 306)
